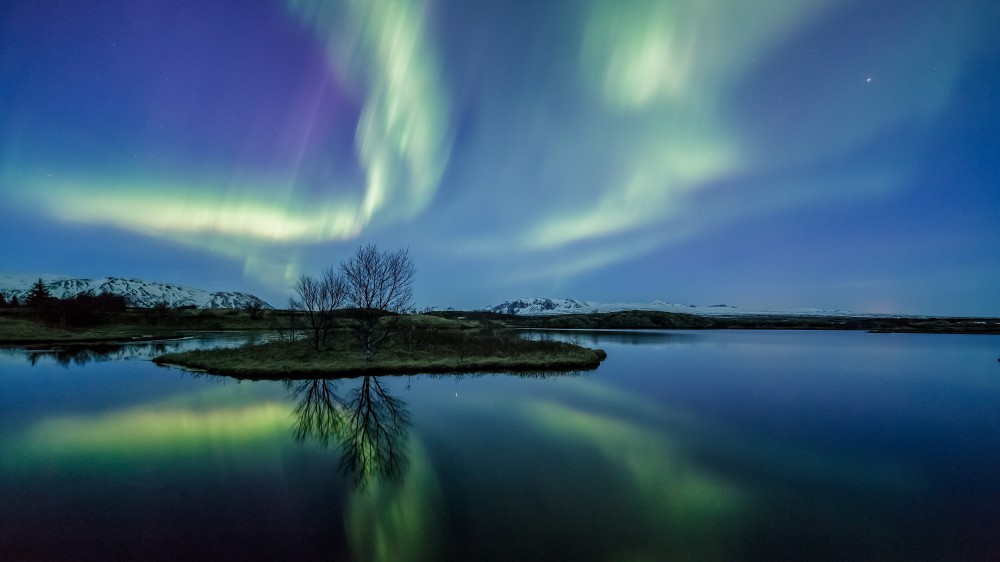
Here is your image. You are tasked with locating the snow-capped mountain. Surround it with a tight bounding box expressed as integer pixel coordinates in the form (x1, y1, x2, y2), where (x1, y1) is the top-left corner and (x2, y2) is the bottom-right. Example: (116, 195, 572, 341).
(0, 275, 272, 309)
(486, 298, 606, 315)
(418, 306, 457, 313)
(483, 297, 866, 317)
(483, 297, 738, 316)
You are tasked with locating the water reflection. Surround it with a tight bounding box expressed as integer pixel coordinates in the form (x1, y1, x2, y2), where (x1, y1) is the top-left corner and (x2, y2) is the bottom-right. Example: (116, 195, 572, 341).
(2, 331, 997, 559)
(523, 329, 699, 347)
(15, 333, 275, 367)
(288, 376, 410, 489)
(290, 379, 341, 446)
(23, 340, 186, 366)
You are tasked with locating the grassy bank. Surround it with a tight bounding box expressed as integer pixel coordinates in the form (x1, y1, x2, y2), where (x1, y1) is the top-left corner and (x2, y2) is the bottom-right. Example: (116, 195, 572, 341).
(0, 307, 274, 344)
(154, 323, 607, 378)
(0, 310, 183, 344)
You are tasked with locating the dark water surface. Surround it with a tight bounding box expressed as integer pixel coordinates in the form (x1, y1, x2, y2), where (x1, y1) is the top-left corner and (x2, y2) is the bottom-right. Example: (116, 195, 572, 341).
(1, 330, 998, 560)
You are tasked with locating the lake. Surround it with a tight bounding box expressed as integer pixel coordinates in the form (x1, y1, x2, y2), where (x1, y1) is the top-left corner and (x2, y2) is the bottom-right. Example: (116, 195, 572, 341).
(1, 330, 998, 560)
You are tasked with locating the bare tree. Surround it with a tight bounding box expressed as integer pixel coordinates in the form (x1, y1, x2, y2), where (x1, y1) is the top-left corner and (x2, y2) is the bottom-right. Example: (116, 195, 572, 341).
(289, 268, 346, 351)
(273, 298, 303, 343)
(243, 299, 264, 320)
(340, 244, 415, 360)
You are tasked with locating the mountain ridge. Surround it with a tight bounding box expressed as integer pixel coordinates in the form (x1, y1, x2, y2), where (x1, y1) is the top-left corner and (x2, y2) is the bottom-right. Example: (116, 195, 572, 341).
(0, 275, 272, 309)
(481, 297, 882, 317)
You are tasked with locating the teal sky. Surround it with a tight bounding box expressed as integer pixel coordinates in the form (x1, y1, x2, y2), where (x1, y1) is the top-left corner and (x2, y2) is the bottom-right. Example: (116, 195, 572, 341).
(1, 0, 998, 314)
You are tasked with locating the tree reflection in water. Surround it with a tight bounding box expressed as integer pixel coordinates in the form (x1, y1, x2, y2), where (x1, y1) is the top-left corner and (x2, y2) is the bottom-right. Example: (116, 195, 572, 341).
(289, 376, 410, 489)
(26, 341, 182, 366)
(290, 379, 342, 447)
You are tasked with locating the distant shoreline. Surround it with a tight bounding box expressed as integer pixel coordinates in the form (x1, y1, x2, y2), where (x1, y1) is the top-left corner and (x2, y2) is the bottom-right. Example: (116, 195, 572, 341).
(0, 307, 270, 346)
(425, 310, 1000, 335)
(2, 308, 998, 349)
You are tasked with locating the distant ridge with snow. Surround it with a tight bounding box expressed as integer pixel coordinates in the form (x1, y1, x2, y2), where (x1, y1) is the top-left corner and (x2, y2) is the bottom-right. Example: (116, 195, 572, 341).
(482, 297, 876, 317)
(0, 275, 272, 309)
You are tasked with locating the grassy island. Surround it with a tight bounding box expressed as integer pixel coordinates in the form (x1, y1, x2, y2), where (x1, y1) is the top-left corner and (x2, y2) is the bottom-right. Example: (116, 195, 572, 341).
(153, 315, 606, 379)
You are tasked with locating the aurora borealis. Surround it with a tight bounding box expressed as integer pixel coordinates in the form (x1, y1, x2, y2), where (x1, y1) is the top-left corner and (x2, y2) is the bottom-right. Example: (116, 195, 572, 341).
(1, 0, 998, 314)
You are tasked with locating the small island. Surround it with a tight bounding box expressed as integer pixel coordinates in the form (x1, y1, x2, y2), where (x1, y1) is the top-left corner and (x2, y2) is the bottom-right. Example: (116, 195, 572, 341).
(153, 313, 607, 379)
(150, 244, 608, 378)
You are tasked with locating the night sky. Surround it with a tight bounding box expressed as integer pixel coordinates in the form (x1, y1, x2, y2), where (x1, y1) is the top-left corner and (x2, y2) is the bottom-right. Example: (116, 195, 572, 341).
(1, 0, 998, 315)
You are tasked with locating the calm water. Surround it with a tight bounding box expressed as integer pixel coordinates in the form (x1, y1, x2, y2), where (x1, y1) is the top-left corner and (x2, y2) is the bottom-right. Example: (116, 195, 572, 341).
(1, 330, 998, 560)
